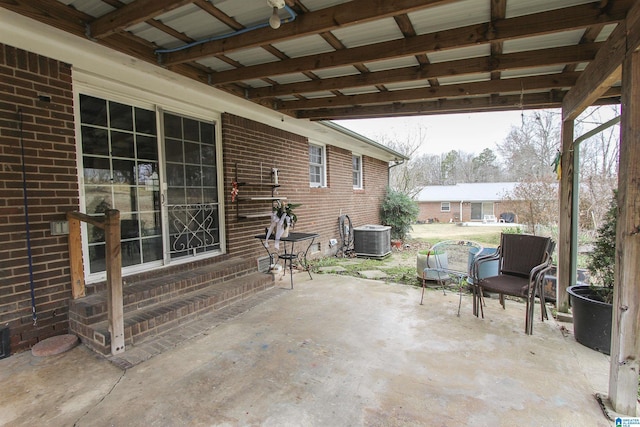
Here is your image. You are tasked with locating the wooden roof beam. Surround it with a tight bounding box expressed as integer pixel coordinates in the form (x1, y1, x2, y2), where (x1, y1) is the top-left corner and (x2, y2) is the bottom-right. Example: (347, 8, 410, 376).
(207, 1, 630, 85)
(247, 43, 601, 99)
(563, 0, 640, 120)
(277, 73, 581, 111)
(295, 88, 621, 120)
(89, 0, 193, 40)
(161, 0, 453, 66)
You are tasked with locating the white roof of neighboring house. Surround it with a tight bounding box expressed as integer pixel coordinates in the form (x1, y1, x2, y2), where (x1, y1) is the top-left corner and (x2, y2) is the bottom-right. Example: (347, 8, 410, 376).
(416, 182, 519, 203)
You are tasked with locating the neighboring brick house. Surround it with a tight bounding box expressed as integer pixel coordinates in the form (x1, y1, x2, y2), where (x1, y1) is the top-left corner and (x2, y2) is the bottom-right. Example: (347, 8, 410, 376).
(0, 20, 405, 353)
(416, 183, 520, 223)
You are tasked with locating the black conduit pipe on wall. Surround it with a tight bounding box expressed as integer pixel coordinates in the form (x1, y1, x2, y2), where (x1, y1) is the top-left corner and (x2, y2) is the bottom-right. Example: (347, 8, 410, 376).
(18, 108, 37, 326)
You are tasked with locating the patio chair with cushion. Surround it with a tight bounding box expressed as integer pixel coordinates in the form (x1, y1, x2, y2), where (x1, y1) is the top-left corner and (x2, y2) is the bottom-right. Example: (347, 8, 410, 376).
(471, 233, 554, 335)
(420, 240, 483, 316)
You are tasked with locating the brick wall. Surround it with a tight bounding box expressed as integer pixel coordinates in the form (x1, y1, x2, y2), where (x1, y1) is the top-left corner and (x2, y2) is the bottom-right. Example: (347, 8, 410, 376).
(222, 113, 388, 259)
(0, 44, 78, 353)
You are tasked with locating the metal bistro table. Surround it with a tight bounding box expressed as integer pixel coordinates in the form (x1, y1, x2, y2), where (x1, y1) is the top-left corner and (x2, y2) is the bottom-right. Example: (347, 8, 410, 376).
(256, 232, 319, 289)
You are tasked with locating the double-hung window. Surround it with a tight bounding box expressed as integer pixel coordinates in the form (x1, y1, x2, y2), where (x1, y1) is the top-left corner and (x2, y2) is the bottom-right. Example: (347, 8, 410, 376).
(441, 202, 451, 212)
(309, 143, 326, 187)
(352, 154, 362, 189)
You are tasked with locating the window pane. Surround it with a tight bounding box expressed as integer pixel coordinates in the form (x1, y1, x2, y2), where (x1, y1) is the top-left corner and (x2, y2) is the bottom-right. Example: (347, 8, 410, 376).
(184, 141, 200, 164)
(165, 138, 183, 162)
(183, 118, 199, 142)
(109, 101, 133, 131)
(112, 185, 136, 212)
(81, 126, 109, 156)
(111, 130, 135, 158)
(80, 95, 107, 127)
(185, 165, 202, 187)
(142, 237, 163, 263)
(166, 163, 184, 186)
(135, 107, 156, 135)
(85, 186, 112, 214)
(164, 114, 182, 139)
(201, 122, 214, 145)
(137, 135, 158, 160)
(83, 156, 111, 184)
(112, 159, 135, 184)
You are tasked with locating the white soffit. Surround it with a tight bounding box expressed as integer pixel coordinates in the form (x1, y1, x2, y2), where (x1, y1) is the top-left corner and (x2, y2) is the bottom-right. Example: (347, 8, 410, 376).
(409, 0, 489, 34)
(331, 17, 404, 49)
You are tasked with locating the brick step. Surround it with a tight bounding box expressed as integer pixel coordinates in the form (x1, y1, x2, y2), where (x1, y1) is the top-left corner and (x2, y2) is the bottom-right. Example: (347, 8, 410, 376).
(82, 254, 237, 296)
(71, 257, 258, 324)
(74, 271, 274, 355)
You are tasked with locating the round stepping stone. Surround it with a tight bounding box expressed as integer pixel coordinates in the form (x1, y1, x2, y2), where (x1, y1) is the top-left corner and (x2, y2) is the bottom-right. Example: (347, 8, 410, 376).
(31, 334, 78, 357)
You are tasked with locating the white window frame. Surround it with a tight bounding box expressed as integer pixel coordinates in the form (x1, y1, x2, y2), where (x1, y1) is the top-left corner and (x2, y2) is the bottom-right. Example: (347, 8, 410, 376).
(352, 154, 363, 190)
(309, 142, 326, 188)
(441, 202, 451, 212)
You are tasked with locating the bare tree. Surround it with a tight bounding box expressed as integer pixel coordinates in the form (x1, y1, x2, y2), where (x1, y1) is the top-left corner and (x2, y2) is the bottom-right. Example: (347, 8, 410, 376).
(497, 110, 560, 181)
(502, 175, 558, 234)
(380, 127, 429, 198)
(575, 105, 620, 230)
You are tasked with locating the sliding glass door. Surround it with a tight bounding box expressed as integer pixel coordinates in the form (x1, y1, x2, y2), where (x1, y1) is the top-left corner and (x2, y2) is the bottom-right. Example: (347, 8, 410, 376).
(78, 95, 222, 276)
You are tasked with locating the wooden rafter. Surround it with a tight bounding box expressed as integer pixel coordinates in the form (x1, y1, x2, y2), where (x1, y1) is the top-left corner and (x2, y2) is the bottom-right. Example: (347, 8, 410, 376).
(160, 0, 454, 65)
(206, 2, 630, 85)
(247, 43, 601, 100)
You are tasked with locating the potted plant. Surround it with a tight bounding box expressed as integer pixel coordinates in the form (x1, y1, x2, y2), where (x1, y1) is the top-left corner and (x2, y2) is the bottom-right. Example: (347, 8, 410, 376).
(272, 200, 300, 237)
(380, 188, 419, 246)
(567, 191, 616, 355)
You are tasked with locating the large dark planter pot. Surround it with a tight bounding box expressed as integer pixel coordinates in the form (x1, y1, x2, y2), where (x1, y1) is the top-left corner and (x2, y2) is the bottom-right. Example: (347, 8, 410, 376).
(567, 284, 612, 355)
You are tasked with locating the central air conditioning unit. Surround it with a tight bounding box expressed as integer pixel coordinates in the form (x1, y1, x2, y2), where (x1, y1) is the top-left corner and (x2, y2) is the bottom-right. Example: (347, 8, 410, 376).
(353, 225, 391, 259)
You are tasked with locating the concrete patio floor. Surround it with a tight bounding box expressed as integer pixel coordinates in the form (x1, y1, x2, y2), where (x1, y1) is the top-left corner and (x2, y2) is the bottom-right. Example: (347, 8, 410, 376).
(0, 272, 614, 426)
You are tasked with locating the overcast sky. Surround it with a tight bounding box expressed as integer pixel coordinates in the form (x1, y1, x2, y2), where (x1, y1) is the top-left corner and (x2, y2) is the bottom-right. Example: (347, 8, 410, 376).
(334, 110, 535, 157)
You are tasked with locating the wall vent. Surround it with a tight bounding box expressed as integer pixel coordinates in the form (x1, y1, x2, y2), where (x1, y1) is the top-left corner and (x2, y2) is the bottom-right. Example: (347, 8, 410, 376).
(257, 256, 272, 273)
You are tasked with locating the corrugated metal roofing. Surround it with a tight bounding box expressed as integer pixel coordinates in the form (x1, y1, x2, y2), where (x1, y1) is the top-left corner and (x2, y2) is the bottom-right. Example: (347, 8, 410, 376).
(3, 0, 627, 120)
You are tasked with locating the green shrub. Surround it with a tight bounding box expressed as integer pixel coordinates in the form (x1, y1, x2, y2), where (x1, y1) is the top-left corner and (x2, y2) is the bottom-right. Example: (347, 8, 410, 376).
(586, 191, 617, 303)
(380, 188, 419, 241)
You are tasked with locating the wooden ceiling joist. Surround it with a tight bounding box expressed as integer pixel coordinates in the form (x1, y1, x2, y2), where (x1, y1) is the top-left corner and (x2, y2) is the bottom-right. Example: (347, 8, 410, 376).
(247, 43, 601, 100)
(159, 0, 454, 66)
(207, 2, 629, 86)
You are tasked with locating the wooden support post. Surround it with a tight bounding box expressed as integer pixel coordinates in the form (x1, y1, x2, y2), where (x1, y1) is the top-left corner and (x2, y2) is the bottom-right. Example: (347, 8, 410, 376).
(66, 213, 85, 299)
(104, 209, 125, 355)
(608, 48, 640, 417)
(556, 118, 574, 312)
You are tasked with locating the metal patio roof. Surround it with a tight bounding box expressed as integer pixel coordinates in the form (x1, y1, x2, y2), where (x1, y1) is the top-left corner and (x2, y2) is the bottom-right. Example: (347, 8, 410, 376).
(1, 0, 631, 120)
